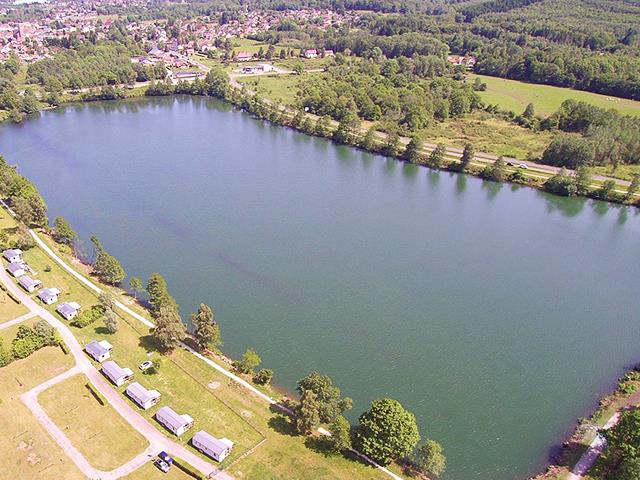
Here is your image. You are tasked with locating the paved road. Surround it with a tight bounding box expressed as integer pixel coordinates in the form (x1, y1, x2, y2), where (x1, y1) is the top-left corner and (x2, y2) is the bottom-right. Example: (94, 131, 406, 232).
(0, 266, 222, 480)
(0, 311, 36, 330)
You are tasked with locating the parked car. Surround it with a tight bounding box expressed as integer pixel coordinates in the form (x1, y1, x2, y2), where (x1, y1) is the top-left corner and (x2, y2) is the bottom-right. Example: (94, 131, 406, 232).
(506, 161, 515, 166)
(139, 360, 153, 371)
(518, 163, 529, 169)
(154, 451, 173, 473)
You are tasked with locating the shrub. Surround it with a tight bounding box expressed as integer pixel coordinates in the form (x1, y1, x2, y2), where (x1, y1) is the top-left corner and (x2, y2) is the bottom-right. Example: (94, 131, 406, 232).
(253, 368, 274, 385)
(70, 305, 105, 328)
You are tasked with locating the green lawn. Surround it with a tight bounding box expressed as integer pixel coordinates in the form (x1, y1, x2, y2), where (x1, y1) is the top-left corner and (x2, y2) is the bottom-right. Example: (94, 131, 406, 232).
(0, 288, 27, 324)
(237, 74, 305, 106)
(39, 374, 149, 471)
(471, 74, 640, 117)
(0, 346, 82, 480)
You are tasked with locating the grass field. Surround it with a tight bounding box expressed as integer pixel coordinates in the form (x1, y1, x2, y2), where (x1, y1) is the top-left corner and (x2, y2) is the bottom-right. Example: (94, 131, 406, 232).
(0, 346, 82, 480)
(471, 74, 640, 117)
(39, 373, 149, 471)
(0, 316, 39, 344)
(237, 73, 304, 105)
(0, 289, 27, 323)
(123, 461, 195, 479)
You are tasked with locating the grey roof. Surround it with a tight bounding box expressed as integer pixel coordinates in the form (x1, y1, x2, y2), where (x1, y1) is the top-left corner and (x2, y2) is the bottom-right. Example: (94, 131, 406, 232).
(3, 248, 22, 259)
(102, 360, 133, 381)
(18, 275, 41, 290)
(85, 340, 110, 358)
(57, 302, 79, 317)
(126, 382, 161, 404)
(157, 406, 192, 430)
(7, 262, 26, 274)
(193, 430, 234, 456)
(38, 287, 60, 301)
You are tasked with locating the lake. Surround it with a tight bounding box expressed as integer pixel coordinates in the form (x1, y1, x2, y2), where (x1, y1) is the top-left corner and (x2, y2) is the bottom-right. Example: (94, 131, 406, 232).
(2, 96, 639, 480)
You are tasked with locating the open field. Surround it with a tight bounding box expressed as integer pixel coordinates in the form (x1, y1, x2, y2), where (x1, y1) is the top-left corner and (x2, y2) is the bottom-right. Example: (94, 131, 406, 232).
(237, 73, 304, 105)
(39, 373, 149, 471)
(123, 460, 195, 479)
(418, 111, 554, 159)
(0, 289, 27, 323)
(0, 345, 82, 480)
(471, 74, 640, 117)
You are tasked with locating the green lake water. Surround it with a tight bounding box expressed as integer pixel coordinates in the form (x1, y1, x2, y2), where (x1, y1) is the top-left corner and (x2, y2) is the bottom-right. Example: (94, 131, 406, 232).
(2, 96, 639, 480)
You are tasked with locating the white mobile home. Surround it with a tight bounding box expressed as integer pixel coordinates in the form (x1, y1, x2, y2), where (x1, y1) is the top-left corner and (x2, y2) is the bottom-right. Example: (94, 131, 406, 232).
(126, 382, 161, 410)
(192, 430, 234, 462)
(3, 248, 22, 263)
(18, 275, 42, 293)
(102, 360, 134, 387)
(156, 406, 194, 436)
(6, 262, 26, 277)
(56, 301, 81, 320)
(85, 340, 113, 363)
(38, 287, 61, 305)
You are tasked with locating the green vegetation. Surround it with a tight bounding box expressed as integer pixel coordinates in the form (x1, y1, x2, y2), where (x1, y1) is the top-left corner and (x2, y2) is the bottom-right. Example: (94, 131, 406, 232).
(39, 374, 149, 470)
(471, 75, 640, 118)
(53, 216, 77, 246)
(411, 439, 447, 478)
(234, 347, 262, 374)
(353, 398, 420, 466)
(90, 235, 127, 285)
(191, 303, 221, 350)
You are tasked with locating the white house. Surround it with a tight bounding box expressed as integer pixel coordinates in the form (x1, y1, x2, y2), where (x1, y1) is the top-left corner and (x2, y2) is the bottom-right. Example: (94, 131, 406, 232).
(156, 406, 194, 436)
(192, 430, 234, 462)
(85, 340, 113, 363)
(38, 287, 61, 305)
(126, 382, 161, 410)
(304, 49, 318, 58)
(102, 360, 134, 387)
(56, 301, 81, 320)
(6, 262, 26, 277)
(18, 275, 42, 293)
(3, 248, 22, 263)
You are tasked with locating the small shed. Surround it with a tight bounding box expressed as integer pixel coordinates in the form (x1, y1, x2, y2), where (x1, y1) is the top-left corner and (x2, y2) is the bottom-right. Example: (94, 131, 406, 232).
(56, 301, 81, 320)
(156, 406, 194, 436)
(85, 340, 113, 363)
(3, 248, 23, 263)
(6, 262, 26, 277)
(38, 287, 61, 305)
(18, 275, 42, 293)
(192, 430, 234, 462)
(102, 360, 134, 387)
(126, 382, 161, 410)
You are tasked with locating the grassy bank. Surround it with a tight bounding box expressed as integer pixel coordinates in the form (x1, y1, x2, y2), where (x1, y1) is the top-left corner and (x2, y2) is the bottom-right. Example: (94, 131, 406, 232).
(471, 74, 640, 118)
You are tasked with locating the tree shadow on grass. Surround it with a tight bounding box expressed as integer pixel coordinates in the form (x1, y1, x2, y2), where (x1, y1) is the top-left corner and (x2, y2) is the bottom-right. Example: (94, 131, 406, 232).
(267, 411, 298, 437)
(303, 436, 334, 457)
(138, 334, 160, 353)
(94, 326, 111, 335)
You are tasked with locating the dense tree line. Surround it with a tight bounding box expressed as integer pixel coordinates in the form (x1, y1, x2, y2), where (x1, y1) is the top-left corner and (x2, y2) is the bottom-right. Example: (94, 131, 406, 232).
(0, 155, 48, 228)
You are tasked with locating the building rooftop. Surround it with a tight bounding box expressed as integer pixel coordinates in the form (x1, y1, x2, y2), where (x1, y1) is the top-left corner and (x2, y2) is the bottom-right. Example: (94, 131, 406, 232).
(193, 430, 234, 456)
(126, 382, 161, 403)
(157, 406, 193, 430)
(102, 360, 133, 380)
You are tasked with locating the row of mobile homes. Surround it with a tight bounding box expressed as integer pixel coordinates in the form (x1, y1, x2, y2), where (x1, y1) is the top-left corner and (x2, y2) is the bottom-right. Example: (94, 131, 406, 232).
(102, 360, 134, 387)
(156, 406, 194, 436)
(85, 340, 113, 363)
(192, 430, 234, 462)
(126, 382, 161, 410)
(57, 301, 81, 320)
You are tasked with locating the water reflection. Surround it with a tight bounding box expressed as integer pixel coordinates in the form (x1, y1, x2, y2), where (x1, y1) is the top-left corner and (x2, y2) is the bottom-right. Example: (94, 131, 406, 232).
(427, 170, 440, 189)
(455, 173, 467, 196)
(591, 199, 610, 217)
(481, 180, 503, 201)
(402, 163, 419, 183)
(541, 192, 587, 217)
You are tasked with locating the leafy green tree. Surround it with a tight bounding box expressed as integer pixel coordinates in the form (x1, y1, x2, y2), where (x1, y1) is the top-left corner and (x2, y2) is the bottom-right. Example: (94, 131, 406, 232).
(253, 368, 273, 385)
(0, 337, 11, 367)
(328, 415, 352, 453)
(482, 156, 508, 182)
(152, 304, 186, 353)
(292, 61, 304, 75)
(104, 308, 119, 333)
(404, 136, 424, 164)
(235, 348, 261, 374)
(353, 398, 420, 465)
(383, 132, 401, 157)
(191, 303, 221, 350)
(146, 272, 176, 317)
(360, 127, 378, 151)
(428, 144, 446, 169)
(314, 115, 332, 138)
(412, 439, 447, 478)
(541, 135, 594, 169)
(11, 325, 46, 359)
(605, 409, 640, 464)
(544, 168, 578, 196)
(99, 291, 115, 311)
(33, 319, 57, 346)
(460, 143, 475, 170)
(625, 173, 639, 202)
(597, 179, 617, 200)
(522, 103, 535, 119)
(53, 216, 76, 246)
(333, 114, 360, 145)
(297, 372, 353, 423)
(129, 276, 143, 299)
(618, 457, 640, 480)
(291, 110, 305, 129)
(90, 236, 126, 285)
(295, 389, 321, 434)
(575, 166, 592, 195)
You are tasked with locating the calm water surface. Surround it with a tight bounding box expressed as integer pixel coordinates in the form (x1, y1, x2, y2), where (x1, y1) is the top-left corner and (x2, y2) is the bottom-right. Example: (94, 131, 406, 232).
(2, 97, 639, 480)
